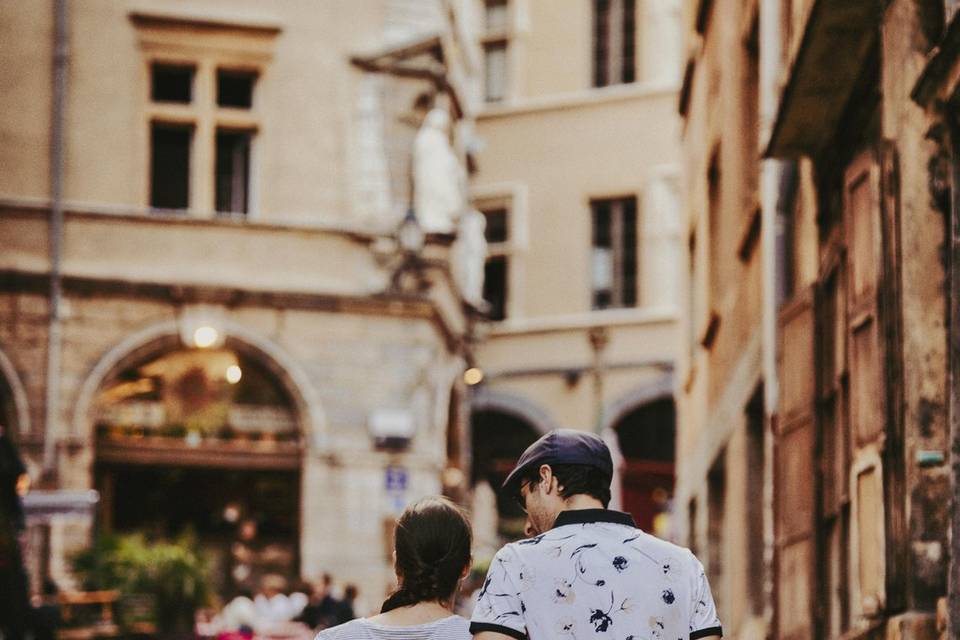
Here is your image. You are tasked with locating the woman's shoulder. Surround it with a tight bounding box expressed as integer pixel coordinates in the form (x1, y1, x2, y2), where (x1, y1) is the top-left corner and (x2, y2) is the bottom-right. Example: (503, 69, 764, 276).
(316, 615, 471, 639)
(314, 618, 368, 640)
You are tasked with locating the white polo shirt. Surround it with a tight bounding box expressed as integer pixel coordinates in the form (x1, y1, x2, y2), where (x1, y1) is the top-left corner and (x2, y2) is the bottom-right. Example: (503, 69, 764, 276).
(470, 510, 722, 640)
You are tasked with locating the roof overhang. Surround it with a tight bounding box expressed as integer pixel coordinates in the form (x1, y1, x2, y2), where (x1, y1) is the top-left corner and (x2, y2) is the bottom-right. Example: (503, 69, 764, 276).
(766, 0, 882, 158)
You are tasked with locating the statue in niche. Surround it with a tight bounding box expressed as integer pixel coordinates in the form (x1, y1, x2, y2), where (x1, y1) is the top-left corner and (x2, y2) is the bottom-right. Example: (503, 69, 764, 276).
(412, 107, 465, 234)
(453, 208, 487, 305)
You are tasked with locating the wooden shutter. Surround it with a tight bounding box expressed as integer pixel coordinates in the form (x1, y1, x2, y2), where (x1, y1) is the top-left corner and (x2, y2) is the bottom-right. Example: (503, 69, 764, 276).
(842, 149, 887, 619)
(775, 286, 817, 640)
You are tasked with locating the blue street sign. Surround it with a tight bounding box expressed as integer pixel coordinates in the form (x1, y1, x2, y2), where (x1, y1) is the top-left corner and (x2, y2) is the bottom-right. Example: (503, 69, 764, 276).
(385, 465, 408, 492)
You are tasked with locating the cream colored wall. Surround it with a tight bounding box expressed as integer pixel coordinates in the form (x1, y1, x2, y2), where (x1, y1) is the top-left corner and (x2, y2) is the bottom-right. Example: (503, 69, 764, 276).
(502, 0, 681, 100)
(0, 3, 53, 198)
(2, 0, 397, 222)
(475, 90, 680, 318)
(470, 2, 683, 476)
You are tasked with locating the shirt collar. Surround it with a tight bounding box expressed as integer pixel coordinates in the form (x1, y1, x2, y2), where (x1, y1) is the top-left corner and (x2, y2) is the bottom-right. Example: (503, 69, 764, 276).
(552, 508, 636, 529)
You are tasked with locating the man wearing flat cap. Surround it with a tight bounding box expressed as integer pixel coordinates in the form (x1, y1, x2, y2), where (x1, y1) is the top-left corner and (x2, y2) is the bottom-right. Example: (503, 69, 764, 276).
(470, 429, 722, 640)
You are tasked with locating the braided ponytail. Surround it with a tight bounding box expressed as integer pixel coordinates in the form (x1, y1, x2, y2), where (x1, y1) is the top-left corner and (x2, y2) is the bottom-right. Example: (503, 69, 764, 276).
(380, 496, 472, 613)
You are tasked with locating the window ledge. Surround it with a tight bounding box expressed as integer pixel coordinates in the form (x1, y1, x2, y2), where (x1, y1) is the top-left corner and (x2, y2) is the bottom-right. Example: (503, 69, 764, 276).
(489, 306, 676, 336)
(0, 195, 386, 241)
(477, 80, 680, 120)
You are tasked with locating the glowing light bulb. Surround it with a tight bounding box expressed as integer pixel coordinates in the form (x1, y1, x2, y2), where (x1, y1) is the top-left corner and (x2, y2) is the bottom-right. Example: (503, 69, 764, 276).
(463, 367, 484, 386)
(226, 365, 242, 384)
(193, 326, 219, 348)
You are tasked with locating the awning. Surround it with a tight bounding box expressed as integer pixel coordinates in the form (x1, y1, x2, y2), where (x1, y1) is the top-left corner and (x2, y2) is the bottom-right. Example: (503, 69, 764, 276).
(766, 0, 881, 158)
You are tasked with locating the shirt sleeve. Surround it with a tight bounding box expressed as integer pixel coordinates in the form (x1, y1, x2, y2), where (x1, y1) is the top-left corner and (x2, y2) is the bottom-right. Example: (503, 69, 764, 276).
(469, 546, 527, 640)
(688, 551, 723, 639)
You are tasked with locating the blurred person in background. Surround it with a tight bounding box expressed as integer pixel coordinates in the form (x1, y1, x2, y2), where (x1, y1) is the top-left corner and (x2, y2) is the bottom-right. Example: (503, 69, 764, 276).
(0, 425, 29, 640)
(316, 496, 472, 640)
(297, 573, 340, 630)
(332, 584, 357, 626)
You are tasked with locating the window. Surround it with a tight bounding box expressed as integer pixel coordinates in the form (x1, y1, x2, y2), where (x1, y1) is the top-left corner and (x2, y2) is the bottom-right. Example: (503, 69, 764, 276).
(151, 64, 193, 103)
(481, 206, 510, 320)
(484, 41, 508, 102)
(150, 124, 191, 210)
(707, 450, 726, 617)
(147, 59, 259, 214)
(483, 1, 509, 102)
(745, 387, 765, 616)
(215, 130, 251, 214)
(217, 69, 256, 109)
(707, 148, 722, 296)
(591, 196, 637, 310)
(593, 0, 636, 87)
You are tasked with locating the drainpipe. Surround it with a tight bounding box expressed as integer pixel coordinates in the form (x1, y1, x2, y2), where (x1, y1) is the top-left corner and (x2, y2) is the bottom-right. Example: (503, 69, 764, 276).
(43, 0, 68, 479)
(758, 0, 784, 632)
(949, 112, 960, 640)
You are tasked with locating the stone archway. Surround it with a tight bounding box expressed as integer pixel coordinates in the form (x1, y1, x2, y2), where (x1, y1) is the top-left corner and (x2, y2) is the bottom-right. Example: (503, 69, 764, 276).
(467, 389, 553, 547)
(73, 319, 326, 447)
(75, 318, 327, 597)
(468, 387, 558, 436)
(606, 376, 676, 537)
(0, 346, 31, 437)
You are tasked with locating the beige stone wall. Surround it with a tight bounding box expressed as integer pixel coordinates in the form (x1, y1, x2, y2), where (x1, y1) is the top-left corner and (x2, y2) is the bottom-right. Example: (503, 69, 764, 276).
(468, 0, 683, 549)
(0, 0, 469, 226)
(0, 284, 462, 599)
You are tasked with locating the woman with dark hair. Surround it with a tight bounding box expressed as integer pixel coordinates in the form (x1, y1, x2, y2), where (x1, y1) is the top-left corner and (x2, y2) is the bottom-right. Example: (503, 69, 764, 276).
(315, 496, 472, 640)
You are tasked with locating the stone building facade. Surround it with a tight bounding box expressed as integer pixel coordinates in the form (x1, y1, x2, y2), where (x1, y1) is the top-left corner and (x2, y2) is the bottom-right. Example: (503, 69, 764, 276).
(677, 0, 955, 639)
(465, 0, 685, 554)
(0, 0, 484, 603)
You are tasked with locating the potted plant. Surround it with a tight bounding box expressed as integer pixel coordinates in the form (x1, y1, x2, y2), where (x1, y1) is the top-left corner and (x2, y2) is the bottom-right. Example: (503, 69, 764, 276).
(72, 531, 212, 637)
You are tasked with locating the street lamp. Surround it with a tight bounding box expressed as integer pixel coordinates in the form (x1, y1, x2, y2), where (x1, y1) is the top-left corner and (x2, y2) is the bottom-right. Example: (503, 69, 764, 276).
(388, 209, 429, 293)
(398, 208, 425, 254)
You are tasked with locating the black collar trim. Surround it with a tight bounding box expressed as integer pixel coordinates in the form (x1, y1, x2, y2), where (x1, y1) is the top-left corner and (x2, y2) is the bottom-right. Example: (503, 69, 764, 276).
(552, 509, 636, 528)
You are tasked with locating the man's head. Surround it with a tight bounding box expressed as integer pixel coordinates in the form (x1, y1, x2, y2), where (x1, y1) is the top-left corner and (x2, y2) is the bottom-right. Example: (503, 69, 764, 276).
(502, 429, 613, 534)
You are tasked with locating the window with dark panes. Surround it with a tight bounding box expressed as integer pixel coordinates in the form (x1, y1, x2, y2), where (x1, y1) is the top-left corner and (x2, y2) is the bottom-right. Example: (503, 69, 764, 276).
(483, 255, 508, 321)
(483, 208, 509, 243)
(217, 70, 256, 109)
(215, 130, 251, 214)
(151, 64, 194, 103)
(707, 450, 726, 618)
(481, 206, 510, 320)
(593, 0, 635, 87)
(150, 124, 191, 210)
(591, 196, 637, 310)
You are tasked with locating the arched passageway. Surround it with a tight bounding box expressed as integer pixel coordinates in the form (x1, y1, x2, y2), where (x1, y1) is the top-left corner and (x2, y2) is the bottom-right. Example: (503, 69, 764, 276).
(470, 409, 540, 540)
(90, 337, 306, 596)
(613, 397, 676, 536)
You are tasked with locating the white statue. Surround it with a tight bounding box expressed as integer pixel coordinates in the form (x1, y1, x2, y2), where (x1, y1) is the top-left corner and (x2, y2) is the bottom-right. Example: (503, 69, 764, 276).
(453, 208, 487, 305)
(413, 107, 465, 233)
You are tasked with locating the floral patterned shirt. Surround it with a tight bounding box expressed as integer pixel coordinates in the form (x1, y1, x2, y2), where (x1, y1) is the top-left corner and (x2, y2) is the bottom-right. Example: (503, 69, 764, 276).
(469, 509, 722, 640)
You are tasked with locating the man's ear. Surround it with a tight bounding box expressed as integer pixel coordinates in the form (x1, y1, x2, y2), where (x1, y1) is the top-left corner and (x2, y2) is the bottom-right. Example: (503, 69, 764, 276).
(538, 464, 555, 494)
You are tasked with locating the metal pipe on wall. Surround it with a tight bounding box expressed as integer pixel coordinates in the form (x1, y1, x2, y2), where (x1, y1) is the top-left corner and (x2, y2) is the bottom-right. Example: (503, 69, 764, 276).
(758, 0, 785, 633)
(43, 0, 68, 478)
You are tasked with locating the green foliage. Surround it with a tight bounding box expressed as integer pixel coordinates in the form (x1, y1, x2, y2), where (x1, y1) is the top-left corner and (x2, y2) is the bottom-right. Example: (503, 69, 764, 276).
(71, 531, 212, 632)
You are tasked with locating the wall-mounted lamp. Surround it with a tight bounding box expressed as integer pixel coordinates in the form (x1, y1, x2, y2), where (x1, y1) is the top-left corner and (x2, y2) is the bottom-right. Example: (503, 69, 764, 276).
(388, 209, 429, 293)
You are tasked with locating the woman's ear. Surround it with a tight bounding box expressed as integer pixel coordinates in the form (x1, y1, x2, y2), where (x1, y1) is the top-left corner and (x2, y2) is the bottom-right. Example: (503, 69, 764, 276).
(460, 557, 472, 581)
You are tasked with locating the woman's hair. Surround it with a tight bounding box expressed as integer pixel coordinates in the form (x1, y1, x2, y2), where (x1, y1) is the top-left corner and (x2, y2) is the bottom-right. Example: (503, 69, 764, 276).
(380, 496, 472, 613)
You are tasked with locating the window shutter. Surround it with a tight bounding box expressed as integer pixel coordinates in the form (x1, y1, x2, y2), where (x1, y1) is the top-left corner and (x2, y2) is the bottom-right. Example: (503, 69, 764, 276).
(775, 286, 817, 640)
(842, 149, 887, 620)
